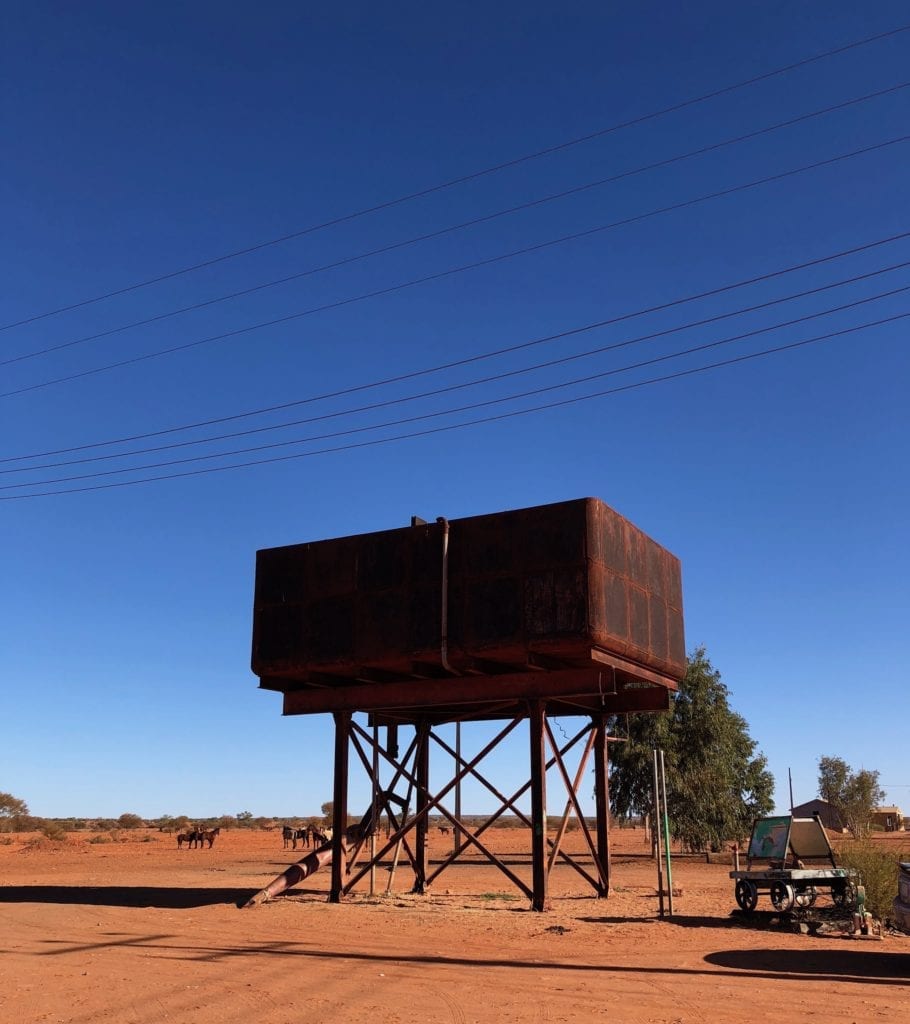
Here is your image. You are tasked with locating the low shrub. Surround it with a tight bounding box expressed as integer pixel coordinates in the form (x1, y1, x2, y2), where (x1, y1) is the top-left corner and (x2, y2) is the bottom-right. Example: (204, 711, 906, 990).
(837, 840, 908, 921)
(22, 835, 70, 852)
(39, 822, 69, 842)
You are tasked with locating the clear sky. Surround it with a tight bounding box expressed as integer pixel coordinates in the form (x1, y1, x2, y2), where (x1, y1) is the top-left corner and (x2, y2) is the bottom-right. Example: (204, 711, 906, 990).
(2, 2, 908, 823)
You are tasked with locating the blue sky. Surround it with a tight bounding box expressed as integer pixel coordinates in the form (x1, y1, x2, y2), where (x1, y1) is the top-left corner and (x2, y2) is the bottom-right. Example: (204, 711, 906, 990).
(2, 2, 908, 822)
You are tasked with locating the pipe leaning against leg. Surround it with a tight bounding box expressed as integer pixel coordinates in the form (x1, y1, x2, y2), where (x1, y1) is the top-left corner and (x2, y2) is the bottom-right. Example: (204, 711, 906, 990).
(241, 824, 362, 908)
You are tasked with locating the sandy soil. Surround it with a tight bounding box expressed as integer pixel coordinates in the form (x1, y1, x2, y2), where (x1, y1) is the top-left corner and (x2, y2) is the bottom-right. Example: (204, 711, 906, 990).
(1, 826, 908, 1024)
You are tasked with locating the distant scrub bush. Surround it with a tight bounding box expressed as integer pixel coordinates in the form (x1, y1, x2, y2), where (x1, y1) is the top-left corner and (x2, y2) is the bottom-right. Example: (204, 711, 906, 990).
(39, 822, 68, 842)
(23, 835, 69, 851)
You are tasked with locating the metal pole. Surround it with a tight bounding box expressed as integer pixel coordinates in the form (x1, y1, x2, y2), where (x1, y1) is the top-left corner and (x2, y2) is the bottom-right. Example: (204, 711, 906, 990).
(659, 748, 673, 916)
(330, 711, 351, 903)
(652, 748, 664, 919)
(370, 722, 379, 896)
(788, 767, 795, 814)
(455, 720, 462, 852)
(592, 715, 611, 897)
(412, 719, 430, 894)
(529, 701, 549, 911)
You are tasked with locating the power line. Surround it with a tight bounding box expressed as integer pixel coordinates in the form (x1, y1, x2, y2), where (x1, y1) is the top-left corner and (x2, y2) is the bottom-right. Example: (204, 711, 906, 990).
(2, 22, 908, 334)
(3, 309, 904, 500)
(5, 133, 908, 402)
(8, 257, 909, 474)
(4, 228, 908, 464)
(7, 288, 908, 488)
(8, 80, 907, 370)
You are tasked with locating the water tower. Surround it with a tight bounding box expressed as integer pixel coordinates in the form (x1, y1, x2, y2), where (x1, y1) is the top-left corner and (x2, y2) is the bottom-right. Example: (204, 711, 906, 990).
(252, 497, 684, 910)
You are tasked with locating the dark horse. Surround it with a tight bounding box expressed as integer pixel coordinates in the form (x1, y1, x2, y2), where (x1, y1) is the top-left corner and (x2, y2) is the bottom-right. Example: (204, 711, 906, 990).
(199, 827, 220, 848)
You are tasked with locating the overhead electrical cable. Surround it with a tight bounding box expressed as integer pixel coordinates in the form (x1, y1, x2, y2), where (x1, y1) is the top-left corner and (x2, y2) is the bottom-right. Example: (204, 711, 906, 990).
(4, 227, 908, 464)
(8, 257, 909, 474)
(4, 310, 906, 500)
(6, 286, 908, 488)
(2, 22, 907, 334)
(6, 282, 909, 484)
(4, 133, 908, 402)
(7, 80, 908, 369)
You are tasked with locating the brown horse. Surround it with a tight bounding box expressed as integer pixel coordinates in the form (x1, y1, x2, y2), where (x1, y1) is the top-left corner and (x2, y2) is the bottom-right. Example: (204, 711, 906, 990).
(199, 827, 220, 848)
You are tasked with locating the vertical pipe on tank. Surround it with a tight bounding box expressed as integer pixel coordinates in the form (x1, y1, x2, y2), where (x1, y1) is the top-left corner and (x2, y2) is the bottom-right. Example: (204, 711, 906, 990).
(437, 517, 463, 850)
(436, 517, 458, 676)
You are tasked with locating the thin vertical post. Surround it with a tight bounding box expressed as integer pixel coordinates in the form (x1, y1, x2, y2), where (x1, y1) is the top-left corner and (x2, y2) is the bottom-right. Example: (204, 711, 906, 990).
(652, 748, 664, 919)
(659, 748, 673, 916)
(592, 716, 611, 897)
(330, 710, 351, 903)
(412, 719, 430, 894)
(529, 700, 549, 912)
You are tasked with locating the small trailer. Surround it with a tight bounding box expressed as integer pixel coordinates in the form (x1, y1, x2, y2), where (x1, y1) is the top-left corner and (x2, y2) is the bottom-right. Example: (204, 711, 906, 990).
(730, 814, 860, 913)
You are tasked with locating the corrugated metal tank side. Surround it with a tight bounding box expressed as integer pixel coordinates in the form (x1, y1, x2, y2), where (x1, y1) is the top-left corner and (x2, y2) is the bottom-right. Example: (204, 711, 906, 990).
(252, 497, 685, 683)
(585, 498, 685, 680)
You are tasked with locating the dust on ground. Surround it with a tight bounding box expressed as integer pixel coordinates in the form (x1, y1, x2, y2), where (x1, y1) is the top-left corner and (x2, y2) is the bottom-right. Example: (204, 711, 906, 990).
(1, 826, 907, 1023)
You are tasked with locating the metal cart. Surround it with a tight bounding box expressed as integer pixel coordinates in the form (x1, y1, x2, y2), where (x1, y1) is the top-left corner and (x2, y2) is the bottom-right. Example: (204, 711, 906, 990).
(730, 814, 860, 913)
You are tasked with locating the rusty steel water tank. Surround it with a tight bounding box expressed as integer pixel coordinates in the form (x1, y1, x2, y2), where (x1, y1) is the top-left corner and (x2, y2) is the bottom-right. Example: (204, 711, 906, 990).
(252, 498, 685, 719)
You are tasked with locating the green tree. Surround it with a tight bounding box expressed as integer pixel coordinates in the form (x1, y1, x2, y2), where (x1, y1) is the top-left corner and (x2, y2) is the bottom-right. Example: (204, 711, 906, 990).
(817, 756, 885, 838)
(117, 813, 144, 829)
(609, 647, 774, 852)
(321, 801, 333, 824)
(0, 791, 29, 833)
(236, 811, 254, 828)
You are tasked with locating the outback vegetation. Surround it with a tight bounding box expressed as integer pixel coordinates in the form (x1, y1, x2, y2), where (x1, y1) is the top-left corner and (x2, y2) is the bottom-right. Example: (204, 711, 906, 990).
(817, 755, 886, 839)
(0, 791, 30, 832)
(608, 647, 774, 852)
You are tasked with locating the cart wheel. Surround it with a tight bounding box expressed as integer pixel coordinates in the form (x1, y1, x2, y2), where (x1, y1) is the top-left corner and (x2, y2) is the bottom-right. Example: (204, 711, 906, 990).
(794, 886, 817, 908)
(832, 881, 857, 909)
(770, 881, 795, 912)
(735, 879, 758, 913)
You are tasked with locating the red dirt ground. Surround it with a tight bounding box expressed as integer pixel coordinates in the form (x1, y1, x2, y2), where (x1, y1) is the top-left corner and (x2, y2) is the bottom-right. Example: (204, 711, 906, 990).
(1, 826, 908, 1023)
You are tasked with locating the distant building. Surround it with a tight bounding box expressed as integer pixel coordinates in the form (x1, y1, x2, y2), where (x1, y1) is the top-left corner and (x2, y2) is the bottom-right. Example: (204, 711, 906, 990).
(790, 798, 845, 832)
(872, 806, 905, 832)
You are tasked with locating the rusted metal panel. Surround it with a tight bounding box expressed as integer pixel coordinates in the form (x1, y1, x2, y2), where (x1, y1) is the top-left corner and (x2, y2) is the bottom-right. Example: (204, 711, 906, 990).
(252, 497, 684, 715)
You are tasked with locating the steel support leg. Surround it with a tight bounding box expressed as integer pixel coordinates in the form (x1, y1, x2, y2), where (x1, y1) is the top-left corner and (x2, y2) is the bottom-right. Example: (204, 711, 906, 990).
(529, 700, 549, 911)
(412, 719, 430, 894)
(330, 710, 351, 903)
(593, 714, 611, 897)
